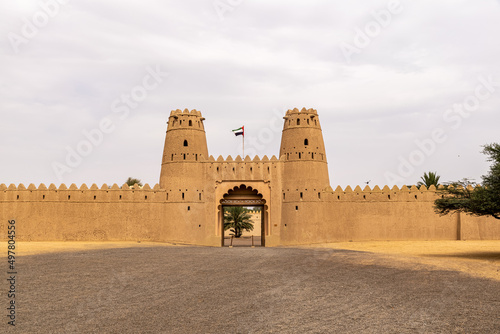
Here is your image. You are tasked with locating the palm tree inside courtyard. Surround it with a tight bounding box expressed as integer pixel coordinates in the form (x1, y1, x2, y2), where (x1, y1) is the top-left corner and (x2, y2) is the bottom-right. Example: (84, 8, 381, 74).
(224, 206, 254, 238)
(417, 171, 441, 188)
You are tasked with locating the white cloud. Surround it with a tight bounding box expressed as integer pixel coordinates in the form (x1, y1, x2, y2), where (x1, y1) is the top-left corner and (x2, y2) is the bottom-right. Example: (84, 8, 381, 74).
(0, 0, 499, 187)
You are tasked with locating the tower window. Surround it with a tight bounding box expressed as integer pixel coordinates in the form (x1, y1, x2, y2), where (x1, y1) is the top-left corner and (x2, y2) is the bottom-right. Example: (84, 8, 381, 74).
(183, 140, 188, 147)
(300, 192, 303, 199)
(199, 193, 201, 200)
(297, 119, 300, 126)
(183, 154, 186, 160)
(311, 153, 314, 159)
(189, 120, 192, 126)
(307, 119, 310, 125)
(318, 192, 321, 199)
(287, 153, 289, 160)
(304, 139, 308, 146)
(171, 154, 173, 161)
(182, 193, 185, 200)
(283, 193, 285, 200)
(299, 153, 301, 159)
(195, 154, 198, 161)
(188, 206, 190, 211)
(295, 206, 299, 211)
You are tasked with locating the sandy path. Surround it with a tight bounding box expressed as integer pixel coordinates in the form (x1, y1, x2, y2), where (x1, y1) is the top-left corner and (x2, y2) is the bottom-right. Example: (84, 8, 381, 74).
(303, 240, 500, 281)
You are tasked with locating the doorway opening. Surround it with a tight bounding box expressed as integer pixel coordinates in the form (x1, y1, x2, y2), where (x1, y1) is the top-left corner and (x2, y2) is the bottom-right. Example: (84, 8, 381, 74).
(218, 185, 268, 247)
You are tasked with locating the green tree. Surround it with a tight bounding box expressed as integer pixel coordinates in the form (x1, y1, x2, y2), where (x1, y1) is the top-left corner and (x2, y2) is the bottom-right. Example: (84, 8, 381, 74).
(125, 177, 143, 187)
(224, 206, 254, 238)
(417, 171, 441, 188)
(434, 144, 500, 220)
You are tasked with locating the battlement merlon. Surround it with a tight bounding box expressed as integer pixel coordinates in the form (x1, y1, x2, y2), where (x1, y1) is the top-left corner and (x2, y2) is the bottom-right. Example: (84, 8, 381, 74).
(169, 108, 204, 117)
(285, 107, 318, 115)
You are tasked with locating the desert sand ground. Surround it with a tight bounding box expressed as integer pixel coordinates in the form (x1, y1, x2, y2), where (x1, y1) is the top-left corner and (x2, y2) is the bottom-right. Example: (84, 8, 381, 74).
(303, 240, 500, 282)
(1, 240, 499, 333)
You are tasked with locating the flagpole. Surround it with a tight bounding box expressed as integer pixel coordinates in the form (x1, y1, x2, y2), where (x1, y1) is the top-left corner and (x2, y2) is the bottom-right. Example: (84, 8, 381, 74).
(242, 134, 245, 158)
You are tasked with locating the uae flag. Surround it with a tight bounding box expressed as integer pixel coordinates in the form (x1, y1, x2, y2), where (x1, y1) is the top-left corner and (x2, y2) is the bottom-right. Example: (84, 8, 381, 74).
(232, 126, 244, 136)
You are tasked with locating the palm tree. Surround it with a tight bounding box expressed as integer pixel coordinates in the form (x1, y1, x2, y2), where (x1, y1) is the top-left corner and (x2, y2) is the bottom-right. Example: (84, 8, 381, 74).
(125, 177, 143, 188)
(417, 171, 440, 188)
(224, 207, 254, 238)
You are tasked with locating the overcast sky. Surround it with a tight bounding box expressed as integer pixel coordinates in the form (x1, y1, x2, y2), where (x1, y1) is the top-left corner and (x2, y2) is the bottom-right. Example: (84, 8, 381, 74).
(1, 0, 499, 189)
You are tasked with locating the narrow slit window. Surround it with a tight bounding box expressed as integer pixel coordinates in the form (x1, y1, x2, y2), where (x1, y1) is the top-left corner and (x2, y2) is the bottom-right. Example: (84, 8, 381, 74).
(300, 192, 303, 199)
(183, 154, 186, 160)
(183, 140, 188, 147)
(188, 120, 192, 126)
(304, 139, 308, 146)
(297, 119, 300, 126)
(94, 195, 96, 200)
(295, 206, 299, 211)
(283, 193, 285, 200)
(318, 192, 321, 199)
(299, 153, 301, 159)
(182, 193, 185, 200)
(199, 193, 201, 200)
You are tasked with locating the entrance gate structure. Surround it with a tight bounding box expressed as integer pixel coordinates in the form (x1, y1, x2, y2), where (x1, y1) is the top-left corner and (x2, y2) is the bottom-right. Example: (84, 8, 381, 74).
(218, 185, 268, 247)
(159, 108, 331, 247)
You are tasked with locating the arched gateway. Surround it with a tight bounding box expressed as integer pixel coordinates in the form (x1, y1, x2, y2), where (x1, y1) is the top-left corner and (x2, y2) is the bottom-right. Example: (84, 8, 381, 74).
(218, 185, 268, 246)
(159, 108, 330, 247)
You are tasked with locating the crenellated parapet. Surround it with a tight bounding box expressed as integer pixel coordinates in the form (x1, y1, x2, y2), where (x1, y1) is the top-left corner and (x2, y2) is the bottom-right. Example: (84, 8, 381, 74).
(0, 183, 196, 203)
(325, 184, 479, 202)
(283, 107, 320, 130)
(167, 108, 205, 131)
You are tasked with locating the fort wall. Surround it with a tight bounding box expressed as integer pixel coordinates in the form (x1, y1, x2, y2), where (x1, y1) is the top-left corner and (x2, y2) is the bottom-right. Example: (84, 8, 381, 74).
(1, 108, 498, 246)
(2, 182, 498, 245)
(279, 185, 500, 245)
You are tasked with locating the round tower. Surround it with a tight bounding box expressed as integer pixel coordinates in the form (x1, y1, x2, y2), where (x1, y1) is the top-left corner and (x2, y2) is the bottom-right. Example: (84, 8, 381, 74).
(159, 109, 208, 190)
(279, 107, 330, 192)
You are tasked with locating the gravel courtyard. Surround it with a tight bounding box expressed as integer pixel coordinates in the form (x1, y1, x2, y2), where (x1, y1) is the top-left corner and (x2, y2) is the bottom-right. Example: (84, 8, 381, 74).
(9, 244, 500, 333)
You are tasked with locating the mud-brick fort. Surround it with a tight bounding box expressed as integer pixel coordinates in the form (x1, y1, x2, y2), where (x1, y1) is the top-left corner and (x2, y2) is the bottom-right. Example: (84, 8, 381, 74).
(1, 108, 499, 246)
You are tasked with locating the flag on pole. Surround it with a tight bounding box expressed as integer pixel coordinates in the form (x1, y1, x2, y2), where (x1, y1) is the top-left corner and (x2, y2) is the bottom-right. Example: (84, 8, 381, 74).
(232, 126, 244, 136)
